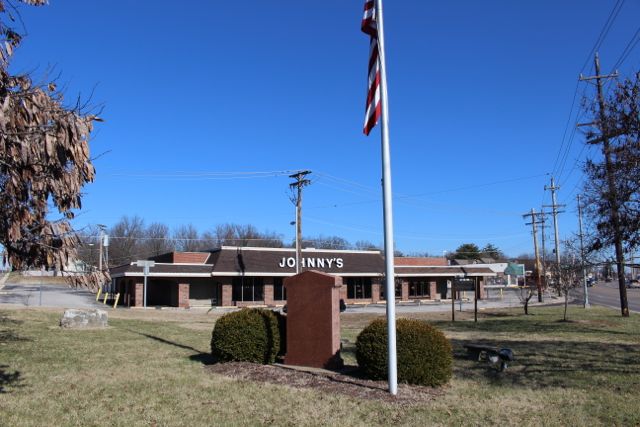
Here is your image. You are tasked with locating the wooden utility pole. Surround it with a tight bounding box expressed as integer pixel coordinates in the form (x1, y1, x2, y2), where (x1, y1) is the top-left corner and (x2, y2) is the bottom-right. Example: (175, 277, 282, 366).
(579, 53, 628, 317)
(544, 177, 565, 271)
(540, 212, 548, 292)
(289, 171, 311, 274)
(577, 194, 590, 308)
(523, 209, 543, 302)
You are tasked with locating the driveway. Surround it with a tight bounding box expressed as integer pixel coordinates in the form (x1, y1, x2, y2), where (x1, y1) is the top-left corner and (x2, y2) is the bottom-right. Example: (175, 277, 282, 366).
(0, 280, 103, 309)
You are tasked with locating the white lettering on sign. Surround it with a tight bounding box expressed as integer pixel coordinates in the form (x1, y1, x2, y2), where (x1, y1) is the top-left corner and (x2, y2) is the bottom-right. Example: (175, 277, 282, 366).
(278, 257, 344, 269)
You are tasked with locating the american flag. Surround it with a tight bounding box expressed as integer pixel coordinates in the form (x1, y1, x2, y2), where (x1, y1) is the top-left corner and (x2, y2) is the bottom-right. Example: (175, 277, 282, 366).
(362, 0, 380, 136)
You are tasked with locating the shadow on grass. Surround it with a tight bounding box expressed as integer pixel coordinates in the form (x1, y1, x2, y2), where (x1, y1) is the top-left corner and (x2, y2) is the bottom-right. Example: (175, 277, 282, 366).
(0, 313, 24, 392)
(451, 337, 640, 390)
(0, 366, 21, 393)
(125, 329, 216, 364)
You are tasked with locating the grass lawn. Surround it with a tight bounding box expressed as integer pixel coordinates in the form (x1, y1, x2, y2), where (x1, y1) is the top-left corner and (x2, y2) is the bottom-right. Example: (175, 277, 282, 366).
(0, 305, 638, 426)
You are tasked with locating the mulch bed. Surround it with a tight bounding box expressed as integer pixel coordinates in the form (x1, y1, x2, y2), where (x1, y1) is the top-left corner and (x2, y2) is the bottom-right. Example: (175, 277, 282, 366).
(206, 362, 445, 405)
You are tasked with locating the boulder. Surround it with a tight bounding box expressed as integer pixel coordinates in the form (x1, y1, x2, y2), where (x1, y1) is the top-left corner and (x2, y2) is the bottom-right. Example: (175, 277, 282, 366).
(60, 308, 108, 329)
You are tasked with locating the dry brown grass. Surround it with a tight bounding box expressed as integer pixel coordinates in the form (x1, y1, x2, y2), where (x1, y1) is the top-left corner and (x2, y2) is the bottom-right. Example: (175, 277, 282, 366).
(0, 305, 638, 426)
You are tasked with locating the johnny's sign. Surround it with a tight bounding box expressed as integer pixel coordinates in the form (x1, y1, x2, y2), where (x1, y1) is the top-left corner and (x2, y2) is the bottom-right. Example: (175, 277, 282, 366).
(278, 257, 344, 269)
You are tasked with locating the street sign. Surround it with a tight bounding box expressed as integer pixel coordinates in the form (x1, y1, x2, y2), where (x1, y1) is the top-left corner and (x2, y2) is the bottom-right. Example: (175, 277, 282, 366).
(504, 263, 525, 276)
(454, 278, 476, 291)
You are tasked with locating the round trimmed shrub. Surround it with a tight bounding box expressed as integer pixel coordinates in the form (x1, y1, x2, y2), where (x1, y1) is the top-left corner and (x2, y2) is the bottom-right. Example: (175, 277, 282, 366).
(355, 318, 452, 386)
(211, 308, 280, 364)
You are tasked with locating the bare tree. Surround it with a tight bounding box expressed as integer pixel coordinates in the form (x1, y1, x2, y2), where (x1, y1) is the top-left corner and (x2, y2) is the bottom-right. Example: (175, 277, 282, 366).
(75, 225, 102, 271)
(582, 72, 640, 316)
(0, 1, 105, 289)
(355, 240, 381, 251)
(108, 216, 145, 266)
(549, 240, 583, 321)
(173, 224, 201, 252)
(211, 223, 284, 247)
(517, 282, 535, 315)
(142, 222, 173, 257)
(303, 235, 350, 250)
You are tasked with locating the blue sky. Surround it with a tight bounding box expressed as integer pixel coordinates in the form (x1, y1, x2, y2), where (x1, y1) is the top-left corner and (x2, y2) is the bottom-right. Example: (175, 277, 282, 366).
(10, 1, 640, 256)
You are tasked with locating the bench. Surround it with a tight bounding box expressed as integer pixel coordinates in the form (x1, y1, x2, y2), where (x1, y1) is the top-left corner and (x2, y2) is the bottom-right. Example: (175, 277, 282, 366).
(464, 343, 515, 372)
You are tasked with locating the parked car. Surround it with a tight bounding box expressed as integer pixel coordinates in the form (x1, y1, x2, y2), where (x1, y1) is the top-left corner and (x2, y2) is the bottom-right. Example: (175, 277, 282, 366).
(627, 279, 640, 289)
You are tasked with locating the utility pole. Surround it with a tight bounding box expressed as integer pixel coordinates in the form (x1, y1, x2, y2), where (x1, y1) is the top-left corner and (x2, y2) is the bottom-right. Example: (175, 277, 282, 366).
(544, 177, 565, 271)
(540, 212, 548, 292)
(579, 53, 628, 317)
(523, 208, 544, 302)
(98, 230, 103, 273)
(577, 194, 590, 308)
(289, 171, 311, 274)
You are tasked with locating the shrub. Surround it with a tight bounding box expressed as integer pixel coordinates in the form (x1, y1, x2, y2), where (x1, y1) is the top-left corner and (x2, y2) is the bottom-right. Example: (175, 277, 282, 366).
(211, 308, 280, 364)
(273, 310, 287, 358)
(355, 318, 452, 387)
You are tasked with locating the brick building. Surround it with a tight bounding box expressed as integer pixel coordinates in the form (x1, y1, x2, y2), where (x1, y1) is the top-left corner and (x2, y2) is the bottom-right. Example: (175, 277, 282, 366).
(109, 247, 494, 308)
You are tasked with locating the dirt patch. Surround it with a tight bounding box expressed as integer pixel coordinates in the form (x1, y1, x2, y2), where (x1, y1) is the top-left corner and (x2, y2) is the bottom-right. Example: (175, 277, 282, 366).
(206, 362, 445, 405)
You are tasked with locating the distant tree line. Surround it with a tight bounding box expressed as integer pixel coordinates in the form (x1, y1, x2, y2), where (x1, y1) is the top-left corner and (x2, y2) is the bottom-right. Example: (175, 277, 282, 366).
(447, 243, 506, 261)
(76, 216, 384, 268)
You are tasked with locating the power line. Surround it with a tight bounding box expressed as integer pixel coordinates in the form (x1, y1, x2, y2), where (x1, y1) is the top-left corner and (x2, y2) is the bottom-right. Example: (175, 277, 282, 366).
(609, 25, 640, 73)
(578, 0, 625, 75)
(105, 170, 295, 180)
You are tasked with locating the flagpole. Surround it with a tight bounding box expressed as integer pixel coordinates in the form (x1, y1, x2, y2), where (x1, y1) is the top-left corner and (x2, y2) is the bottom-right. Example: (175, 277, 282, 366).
(374, 0, 398, 396)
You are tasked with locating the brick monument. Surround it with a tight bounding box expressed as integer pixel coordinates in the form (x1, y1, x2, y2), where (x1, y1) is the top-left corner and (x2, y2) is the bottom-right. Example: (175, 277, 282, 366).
(284, 270, 343, 369)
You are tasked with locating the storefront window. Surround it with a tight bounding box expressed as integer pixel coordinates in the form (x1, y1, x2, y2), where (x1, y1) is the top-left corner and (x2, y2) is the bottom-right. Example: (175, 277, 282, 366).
(274, 277, 286, 301)
(380, 279, 402, 300)
(409, 280, 429, 298)
(232, 277, 264, 302)
(346, 277, 372, 299)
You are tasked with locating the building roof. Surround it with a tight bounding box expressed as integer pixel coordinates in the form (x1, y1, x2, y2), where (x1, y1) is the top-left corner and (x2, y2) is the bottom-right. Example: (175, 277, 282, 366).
(208, 246, 384, 276)
(110, 247, 495, 279)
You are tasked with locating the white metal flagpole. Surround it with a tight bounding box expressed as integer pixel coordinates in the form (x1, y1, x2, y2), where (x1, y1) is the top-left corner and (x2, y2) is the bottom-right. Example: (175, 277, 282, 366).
(374, 0, 398, 396)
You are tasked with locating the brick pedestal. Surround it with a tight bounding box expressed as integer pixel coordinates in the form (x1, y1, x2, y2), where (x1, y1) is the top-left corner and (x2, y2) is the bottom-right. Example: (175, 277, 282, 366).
(264, 278, 274, 306)
(371, 280, 380, 303)
(221, 281, 232, 307)
(133, 282, 143, 307)
(478, 279, 486, 300)
(429, 281, 438, 300)
(285, 271, 342, 369)
(178, 283, 190, 308)
(401, 279, 409, 302)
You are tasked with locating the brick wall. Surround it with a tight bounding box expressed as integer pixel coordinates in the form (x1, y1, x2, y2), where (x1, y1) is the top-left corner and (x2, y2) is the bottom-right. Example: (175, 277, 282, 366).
(221, 280, 232, 306)
(394, 257, 448, 266)
(133, 281, 143, 307)
(264, 277, 274, 306)
(178, 283, 190, 308)
(173, 252, 209, 264)
(429, 281, 438, 300)
(401, 279, 409, 301)
(371, 281, 380, 303)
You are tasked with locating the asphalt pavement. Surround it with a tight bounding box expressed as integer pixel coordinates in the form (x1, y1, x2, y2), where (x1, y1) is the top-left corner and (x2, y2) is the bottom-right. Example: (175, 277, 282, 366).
(575, 280, 640, 312)
(0, 278, 103, 309)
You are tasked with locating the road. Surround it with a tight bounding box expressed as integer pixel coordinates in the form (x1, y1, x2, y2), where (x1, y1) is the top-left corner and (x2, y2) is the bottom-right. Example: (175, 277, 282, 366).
(575, 280, 640, 312)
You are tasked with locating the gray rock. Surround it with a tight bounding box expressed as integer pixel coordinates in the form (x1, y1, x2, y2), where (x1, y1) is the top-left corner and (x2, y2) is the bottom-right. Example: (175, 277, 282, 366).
(60, 308, 108, 328)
